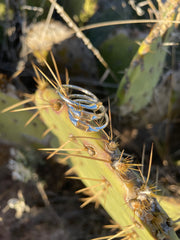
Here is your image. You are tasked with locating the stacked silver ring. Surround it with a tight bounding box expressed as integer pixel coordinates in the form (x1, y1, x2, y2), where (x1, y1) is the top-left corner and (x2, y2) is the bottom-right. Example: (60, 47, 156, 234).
(57, 85, 109, 132)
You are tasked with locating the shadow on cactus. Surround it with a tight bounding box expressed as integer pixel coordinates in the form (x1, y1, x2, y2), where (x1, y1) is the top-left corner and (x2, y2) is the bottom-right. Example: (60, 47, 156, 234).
(2, 53, 179, 240)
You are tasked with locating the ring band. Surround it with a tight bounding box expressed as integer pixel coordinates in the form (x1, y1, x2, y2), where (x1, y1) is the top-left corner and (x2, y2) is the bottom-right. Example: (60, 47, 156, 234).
(57, 84, 109, 132)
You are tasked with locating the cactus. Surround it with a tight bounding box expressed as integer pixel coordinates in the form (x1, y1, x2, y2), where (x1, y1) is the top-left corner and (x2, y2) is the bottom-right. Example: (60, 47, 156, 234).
(1, 0, 180, 237)
(2, 55, 179, 240)
(116, 0, 180, 115)
(99, 32, 138, 78)
(0, 91, 49, 147)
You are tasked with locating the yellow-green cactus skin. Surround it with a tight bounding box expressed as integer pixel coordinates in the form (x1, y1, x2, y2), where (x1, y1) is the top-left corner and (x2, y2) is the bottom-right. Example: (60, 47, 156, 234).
(30, 64, 178, 240)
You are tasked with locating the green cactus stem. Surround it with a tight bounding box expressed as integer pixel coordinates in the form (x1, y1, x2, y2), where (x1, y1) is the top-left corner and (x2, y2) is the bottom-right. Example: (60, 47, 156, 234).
(116, 0, 180, 115)
(35, 88, 178, 240)
(29, 57, 178, 239)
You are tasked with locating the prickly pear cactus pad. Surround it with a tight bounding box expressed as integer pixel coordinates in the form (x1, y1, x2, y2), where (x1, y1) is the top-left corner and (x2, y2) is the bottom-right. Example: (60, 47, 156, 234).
(116, 0, 180, 115)
(35, 88, 178, 240)
(0, 91, 47, 146)
(5, 54, 178, 240)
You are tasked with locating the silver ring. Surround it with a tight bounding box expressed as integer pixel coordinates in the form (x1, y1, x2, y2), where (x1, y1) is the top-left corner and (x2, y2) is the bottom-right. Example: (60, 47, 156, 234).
(57, 84, 109, 132)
